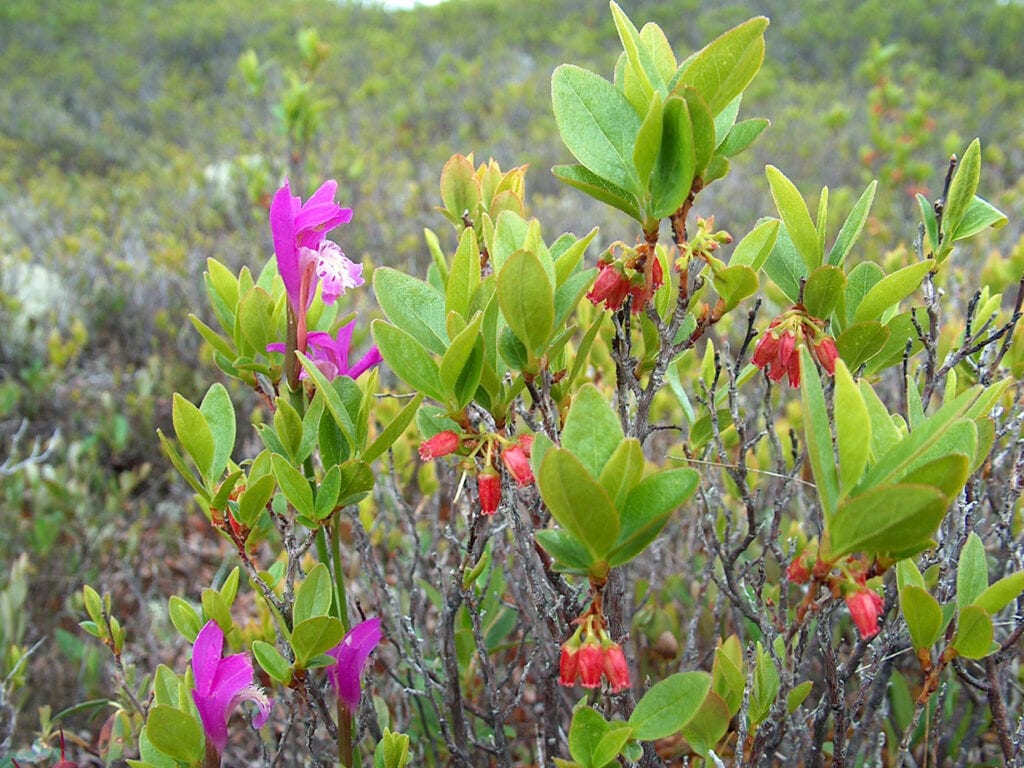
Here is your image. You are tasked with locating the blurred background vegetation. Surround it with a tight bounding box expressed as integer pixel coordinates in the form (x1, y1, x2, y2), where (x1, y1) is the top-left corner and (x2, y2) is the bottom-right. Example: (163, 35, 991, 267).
(1, 0, 1023, 758)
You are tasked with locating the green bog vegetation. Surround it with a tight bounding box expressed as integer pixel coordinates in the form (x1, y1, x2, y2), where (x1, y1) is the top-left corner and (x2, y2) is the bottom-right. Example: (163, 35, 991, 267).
(2, 1, 1024, 766)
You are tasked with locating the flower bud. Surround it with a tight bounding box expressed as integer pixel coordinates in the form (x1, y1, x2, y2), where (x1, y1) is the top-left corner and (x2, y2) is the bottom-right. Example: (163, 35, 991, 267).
(814, 336, 839, 375)
(786, 554, 811, 584)
(418, 430, 460, 461)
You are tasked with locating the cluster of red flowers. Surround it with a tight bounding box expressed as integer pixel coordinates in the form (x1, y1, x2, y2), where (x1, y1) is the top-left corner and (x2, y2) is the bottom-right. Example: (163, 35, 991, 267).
(787, 550, 885, 639)
(751, 309, 838, 387)
(586, 246, 664, 314)
(559, 638, 631, 693)
(417, 431, 535, 515)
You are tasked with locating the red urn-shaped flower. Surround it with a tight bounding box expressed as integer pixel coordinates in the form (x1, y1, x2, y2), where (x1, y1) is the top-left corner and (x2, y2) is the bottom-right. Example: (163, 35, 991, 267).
(752, 308, 839, 388)
(418, 430, 460, 460)
(477, 468, 501, 515)
(577, 643, 604, 688)
(500, 443, 534, 487)
(813, 336, 839, 375)
(846, 587, 884, 639)
(601, 643, 631, 693)
(558, 643, 580, 687)
(786, 553, 811, 585)
(587, 261, 631, 311)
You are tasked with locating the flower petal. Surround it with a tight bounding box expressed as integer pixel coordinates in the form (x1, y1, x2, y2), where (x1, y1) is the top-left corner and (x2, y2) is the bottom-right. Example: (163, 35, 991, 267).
(328, 617, 382, 710)
(270, 181, 302, 310)
(192, 621, 225, 697)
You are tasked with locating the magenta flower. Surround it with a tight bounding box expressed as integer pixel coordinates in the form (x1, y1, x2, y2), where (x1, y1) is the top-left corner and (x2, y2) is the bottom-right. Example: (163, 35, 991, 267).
(270, 179, 360, 312)
(191, 620, 271, 755)
(267, 319, 381, 381)
(326, 618, 382, 711)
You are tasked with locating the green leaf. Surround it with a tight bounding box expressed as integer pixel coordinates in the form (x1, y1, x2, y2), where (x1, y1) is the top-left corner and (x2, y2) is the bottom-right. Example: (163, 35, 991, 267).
(952, 604, 994, 660)
(145, 706, 204, 765)
(554, 227, 599, 286)
(859, 380, 902, 463)
(749, 644, 780, 727)
(828, 180, 877, 267)
(335, 459, 375, 507)
(294, 562, 333, 624)
(834, 360, 870, 495)
(973, 571, 1024, 614)
(568, 705, 611, 767)
(900, 585, 943, 651)
(439, 154, 479, 222)
(629, 671, 710, 741)
(371, 321, 446, 404)
(237, 287, 276, 354)
(446, 227, 481, 320)
(766, 166, 820, 271)
(158, 429, 209, 501)
(800, 347, 839, 518)
(273, 396, 303, 463)
(363, 392, 424, 464)
(538, 449, 619, 562)
(498, 249, 554, 356)
(172, 393, 215, 484)
(717, 118, 769, 158)
(680, 692, 730, 757)
(826, 484, 947, 559)
(168, 597, 202, 643)
(681, 86, 715, 178)
(440, 315, 485, 409)
(560, 384, 624, 479)
(675, 16, 768, 115)
(729, 218, 779, 271)
(271, 453, 314, 520)
(957, 533, 989, 613)
(551, 64, 641, 194)
(597, 438, 644, 510)
(942, 138, 981, 242)
(552, 164, 641, 221)
(897, 558, 926, 592)
(252, 640, 292, 685)
(649, 94, 695, 221)
(609, 469, 699, 567)
(950, 195, 1008, 242)
(236, 473, 276, 527)
(853, 260, 933, 323)
(836, 322, 890, 371)
(374, 268, 448, 355)
(535, 529, 594, 573)
(802, 265, 846, 319)
(291, 616, 345, 667)
(787, 681, 813, 714)
(712, 265, 758, 312)
(633, 91, 663, 188)
(712, 637, 745, 715)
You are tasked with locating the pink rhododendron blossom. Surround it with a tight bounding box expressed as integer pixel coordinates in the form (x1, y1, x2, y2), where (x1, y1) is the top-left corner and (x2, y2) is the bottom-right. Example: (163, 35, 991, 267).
(191, 620, 271, 755)
(327, 618, 383, 711)
(268, 320, 381, 381)
(270, 180, 356, 313)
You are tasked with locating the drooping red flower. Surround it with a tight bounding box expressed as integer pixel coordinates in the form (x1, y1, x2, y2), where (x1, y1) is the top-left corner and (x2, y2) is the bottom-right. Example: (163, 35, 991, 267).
(418, 431, 460, 461)
(846, 588, 884, 639)
(558, 643, 579, 687)
(577, 643, 604, 688)
(501, 444, 534, 487)
(813, 336, 839, 375)
(627, 254, 663, 314)
(478, 469, 501, 515)
(587, 262, 631, 311)
(601, 643, 631, 693)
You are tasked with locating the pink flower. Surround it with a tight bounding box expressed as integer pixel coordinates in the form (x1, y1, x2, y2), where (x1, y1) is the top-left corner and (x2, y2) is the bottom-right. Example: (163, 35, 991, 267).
(601, 643, 631, 693)
(270, 180, 358, 314)
(500, 444, 534, 487)
(478, 469, 501, 515)
(846, 588, 884, 639)
(326, 618, 383, 711)
(418, 430, 460, 460)
(268, 320, 381, 381)
(626, 254, 663, 314)
(191, 621, 271, 755)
